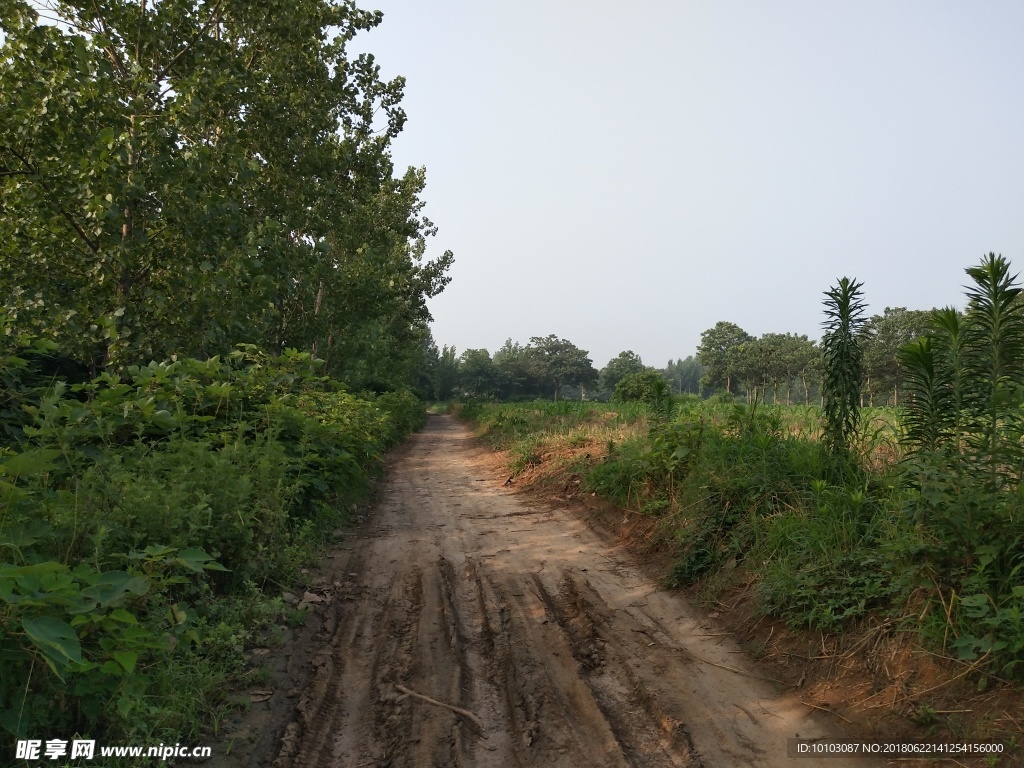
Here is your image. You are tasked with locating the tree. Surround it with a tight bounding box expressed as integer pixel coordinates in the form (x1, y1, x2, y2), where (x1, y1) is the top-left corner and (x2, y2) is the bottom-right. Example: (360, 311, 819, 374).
(493, 338, 540, 399)
(697, 322, 751, 395)
(861, 307, 933, 406)
(414, 334, 439, 395)
(663, 356, 702, 395)
(789, 336, 821, 404)
(458, 348, 499, 398)
(527, 335, 598, 401)
(764, 333, 816, 405)
(0, 0, 451, 381)
(612, 370, 668, 404)
(433, 345, 459, 400)
(599, 350, 647, 391)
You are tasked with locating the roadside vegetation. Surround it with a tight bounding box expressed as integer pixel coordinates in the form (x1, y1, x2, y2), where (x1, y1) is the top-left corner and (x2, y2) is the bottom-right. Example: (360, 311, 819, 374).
(1, 339, 424, 746)
(453, 254, 1024, 750)
(1, 0, 444, 754)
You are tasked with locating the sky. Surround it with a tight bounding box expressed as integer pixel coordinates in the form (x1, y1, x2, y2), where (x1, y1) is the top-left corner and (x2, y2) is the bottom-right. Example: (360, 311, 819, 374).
(350, 1, 1024, 370)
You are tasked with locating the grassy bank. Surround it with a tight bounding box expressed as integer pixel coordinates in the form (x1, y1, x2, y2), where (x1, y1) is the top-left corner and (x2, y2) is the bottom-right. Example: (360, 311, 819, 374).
(1, 338, 425, 754)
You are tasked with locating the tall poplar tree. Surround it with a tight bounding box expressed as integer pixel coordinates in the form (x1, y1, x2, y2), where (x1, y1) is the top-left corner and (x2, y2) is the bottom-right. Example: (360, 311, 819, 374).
(0, 0, 451, 380)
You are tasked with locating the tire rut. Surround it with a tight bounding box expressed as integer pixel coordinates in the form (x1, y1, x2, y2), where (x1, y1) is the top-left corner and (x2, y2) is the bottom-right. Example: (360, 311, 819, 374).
(532, 570, 699, 768)
(263, 415, 879, 768)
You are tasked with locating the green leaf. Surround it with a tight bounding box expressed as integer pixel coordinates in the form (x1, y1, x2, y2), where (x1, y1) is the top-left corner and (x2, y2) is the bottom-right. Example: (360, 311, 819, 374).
(21, 616, 82, 678)
(0, 448, 62, 478)
(117, 695, 135, 718)
(0, 520, 53, 548)
(174, 548, 228, 573)
(0, 561, 68, 591)
(958, 593, 991, 619)
(112, 650, 138, 673)
(951, 634, 982, 661)
(80, 571, 150, 608)
(137, 544, 176, 559)
(151, 410, 176, 430)
(168, 604, 188, 625)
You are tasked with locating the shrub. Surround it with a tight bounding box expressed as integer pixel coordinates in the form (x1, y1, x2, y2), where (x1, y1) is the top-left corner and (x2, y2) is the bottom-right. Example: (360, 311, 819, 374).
(612, 370, 669, 405)
(0, 337, 426, 744)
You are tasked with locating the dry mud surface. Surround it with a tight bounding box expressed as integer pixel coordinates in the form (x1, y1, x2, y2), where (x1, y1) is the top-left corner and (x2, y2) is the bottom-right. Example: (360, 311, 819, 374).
(252, 415, 882, 767)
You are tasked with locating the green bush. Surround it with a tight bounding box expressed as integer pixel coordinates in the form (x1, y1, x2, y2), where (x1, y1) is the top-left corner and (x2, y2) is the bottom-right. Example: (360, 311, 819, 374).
(612, 370, 669, 405)
(0, 337, 426, 745)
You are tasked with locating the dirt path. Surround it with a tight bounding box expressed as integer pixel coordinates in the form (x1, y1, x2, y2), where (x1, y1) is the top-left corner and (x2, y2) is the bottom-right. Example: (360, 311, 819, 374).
(265, 414, 877, 767)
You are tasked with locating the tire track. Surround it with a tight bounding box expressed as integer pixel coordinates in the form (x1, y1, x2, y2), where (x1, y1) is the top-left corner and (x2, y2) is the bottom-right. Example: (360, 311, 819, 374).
(532, 570, 698, 768)
(265, 415, 879, 768)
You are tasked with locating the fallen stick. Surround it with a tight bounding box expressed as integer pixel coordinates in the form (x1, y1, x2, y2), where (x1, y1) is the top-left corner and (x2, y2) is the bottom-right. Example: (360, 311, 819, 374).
(683, 651, 786, 686)
(733, 703, 758, 724)
(395, 685, 486, 732)
(800, 700, 852, 724)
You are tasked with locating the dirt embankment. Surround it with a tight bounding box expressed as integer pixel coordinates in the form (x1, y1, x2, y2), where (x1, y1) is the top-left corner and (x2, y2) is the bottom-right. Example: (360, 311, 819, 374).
(210, 414, 883, 767)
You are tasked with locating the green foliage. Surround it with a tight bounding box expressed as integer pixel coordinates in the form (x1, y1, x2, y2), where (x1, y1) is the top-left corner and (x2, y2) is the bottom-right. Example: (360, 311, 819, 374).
(431, 336, 602, 402)
(898, 254, 1024, 678)
(1, 0, 439, 745)
(491, 339, 540, 400)
(821, 277, 866, 457)
(733, 332, 819, 405)
(527, 335, 598, 401)
(861, 307, 933, 406)
(0, 0, 450, 384)
(0, 336, 424, 744)
(458, 348, 501, 399)
(430, 343, 460, 401)
(662, 356, 703, 395)
(697, 321, 752, 395)
(612, 370, 670, 406)
(599, 350, 647, 391)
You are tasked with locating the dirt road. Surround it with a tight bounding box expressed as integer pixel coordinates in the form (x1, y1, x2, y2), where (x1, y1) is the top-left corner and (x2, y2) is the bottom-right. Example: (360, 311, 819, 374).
(268, 415, 874, 767)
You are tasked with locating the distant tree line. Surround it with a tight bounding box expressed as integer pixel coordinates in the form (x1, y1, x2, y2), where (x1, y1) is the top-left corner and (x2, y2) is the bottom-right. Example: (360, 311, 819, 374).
(695, 307, 934, 405)
(419, 335, 599, 401)
(428, 306, 934, 406)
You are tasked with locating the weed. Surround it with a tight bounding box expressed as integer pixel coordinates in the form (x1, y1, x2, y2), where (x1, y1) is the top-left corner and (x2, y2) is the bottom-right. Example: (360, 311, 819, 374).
(911, 704, 940, 727)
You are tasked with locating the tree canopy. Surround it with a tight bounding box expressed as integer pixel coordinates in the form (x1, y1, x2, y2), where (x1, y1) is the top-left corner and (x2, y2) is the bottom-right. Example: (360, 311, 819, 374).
(697, 321, 751, 394)
(0, 0, 451, 386)
(599, 350, 647, 391)
(528, 335, 598, 401)
(861, 307, 933, 405)
(664, 356, 702, 395)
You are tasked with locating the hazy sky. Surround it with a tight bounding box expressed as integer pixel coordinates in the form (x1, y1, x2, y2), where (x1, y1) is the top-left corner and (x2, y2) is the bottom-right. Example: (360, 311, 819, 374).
(352, 1, 1024, 370)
